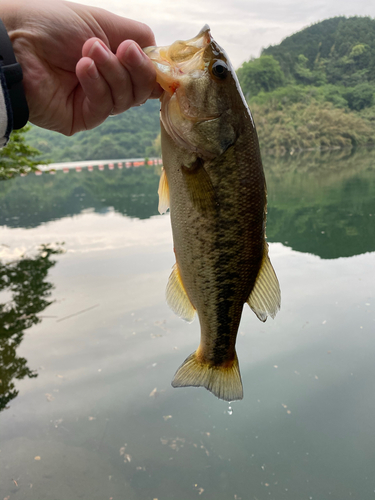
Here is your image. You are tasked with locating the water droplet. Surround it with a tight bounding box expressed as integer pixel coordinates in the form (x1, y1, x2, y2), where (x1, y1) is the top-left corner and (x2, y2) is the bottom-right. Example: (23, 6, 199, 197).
(227, 405, 233, 415)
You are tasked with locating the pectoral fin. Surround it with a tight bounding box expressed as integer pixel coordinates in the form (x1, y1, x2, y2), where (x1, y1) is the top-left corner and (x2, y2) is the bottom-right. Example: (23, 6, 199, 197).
(158, 168, 170, 214)
(247, 245, 281, 322)
(166, 263, 196, 322)
(182, 158, 217, 214)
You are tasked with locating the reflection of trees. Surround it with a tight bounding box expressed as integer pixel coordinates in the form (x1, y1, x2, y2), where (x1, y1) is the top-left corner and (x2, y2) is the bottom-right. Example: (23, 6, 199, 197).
(0, 165, 161, 228)
(1, 148, 375, 259)
(265, 149, 375, 258)
(0, 245, 63, 411)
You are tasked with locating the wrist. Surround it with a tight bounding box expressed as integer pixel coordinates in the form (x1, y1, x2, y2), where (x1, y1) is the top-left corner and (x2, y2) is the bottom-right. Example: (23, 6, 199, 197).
(0, 16, 29, 129)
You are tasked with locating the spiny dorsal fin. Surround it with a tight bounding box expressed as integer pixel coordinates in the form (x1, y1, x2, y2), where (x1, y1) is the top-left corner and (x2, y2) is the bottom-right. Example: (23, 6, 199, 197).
(166, 263, 196, 322)
(182, 158, 217, 214)
(172, 350, 243, 401)
(158, 167, 170, 214)
(247, 245, 280, 322)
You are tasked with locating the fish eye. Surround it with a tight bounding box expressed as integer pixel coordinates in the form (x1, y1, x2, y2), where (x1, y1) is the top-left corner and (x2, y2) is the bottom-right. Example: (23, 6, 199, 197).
(211, 60, 229, 80)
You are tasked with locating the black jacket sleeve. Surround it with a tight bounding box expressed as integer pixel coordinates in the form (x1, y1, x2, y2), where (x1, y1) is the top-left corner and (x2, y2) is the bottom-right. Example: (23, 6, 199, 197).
(0, 18, 29, 146)
(0, 61, 12, 147)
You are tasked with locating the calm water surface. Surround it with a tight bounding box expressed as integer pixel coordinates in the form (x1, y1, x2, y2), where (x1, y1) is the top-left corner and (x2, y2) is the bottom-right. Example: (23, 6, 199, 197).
(0, 149, 375, 500)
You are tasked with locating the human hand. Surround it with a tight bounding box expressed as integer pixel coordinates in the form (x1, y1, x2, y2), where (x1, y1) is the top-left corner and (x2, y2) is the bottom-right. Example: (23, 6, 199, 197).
(1, 0, 161, 135)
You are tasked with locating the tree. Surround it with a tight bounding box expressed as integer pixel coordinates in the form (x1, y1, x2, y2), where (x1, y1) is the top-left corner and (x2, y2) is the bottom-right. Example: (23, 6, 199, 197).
(350, 43, 371, 69)
(294, 54, 327, 86)
(0, 125, 47, 180)
(344, 83, 374, 111)
(237, 55, 285, 98)
(0, 125, 48, 180)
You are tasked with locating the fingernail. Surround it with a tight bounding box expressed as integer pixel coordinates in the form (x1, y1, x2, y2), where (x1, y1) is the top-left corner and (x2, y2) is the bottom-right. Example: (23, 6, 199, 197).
(90, 40, 111, 65)
(87, 60, 99, 80)
(125, 43, 145, 67)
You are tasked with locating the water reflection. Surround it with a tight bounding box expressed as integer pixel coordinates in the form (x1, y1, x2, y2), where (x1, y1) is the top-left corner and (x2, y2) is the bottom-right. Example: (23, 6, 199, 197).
(0, 149, 374, 258)
(0, 149, 374, 500)
(265, 147, 375, 258)
(0, 164, 161, 228)
(0, 245, 63, 411)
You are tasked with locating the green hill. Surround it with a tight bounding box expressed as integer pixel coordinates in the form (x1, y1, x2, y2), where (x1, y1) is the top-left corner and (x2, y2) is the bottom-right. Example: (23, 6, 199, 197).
(237, 16, 375, 152)
(262, 16, 375, 86)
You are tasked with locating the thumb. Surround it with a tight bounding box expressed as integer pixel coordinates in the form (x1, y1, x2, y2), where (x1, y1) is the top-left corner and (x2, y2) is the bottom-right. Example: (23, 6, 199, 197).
(67, 2, 156, 51)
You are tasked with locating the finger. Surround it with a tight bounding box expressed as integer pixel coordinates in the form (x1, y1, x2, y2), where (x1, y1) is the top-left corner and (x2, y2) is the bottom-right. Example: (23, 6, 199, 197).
(150, 84, 164, 99)
(104, 19, 156, 51)
(85, 38, 160, 111)
(117, 40, 162, 106)
(84, 38, 139, 113)
(75, 56, 113, 131)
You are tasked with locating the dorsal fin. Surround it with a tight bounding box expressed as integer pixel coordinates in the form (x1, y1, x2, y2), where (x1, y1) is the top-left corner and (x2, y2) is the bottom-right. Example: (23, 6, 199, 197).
(247, 245, 280, 322)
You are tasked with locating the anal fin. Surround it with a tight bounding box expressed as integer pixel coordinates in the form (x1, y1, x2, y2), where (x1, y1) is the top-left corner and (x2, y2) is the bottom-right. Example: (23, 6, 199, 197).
(166, 262, 196, 322)
(247, 244, 281, 322)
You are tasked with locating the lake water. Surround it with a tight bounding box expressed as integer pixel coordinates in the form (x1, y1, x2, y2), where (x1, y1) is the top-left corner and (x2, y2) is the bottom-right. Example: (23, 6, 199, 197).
(1, 148, 375, 500)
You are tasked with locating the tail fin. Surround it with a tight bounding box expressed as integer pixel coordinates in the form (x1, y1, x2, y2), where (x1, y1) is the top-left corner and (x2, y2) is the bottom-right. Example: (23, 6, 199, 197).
(171, 351, 243, 401)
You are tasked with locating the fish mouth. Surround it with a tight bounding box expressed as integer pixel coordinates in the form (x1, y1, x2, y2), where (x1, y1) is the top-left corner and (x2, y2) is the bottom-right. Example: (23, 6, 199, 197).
(145, 25, 220, 122)
(145, 26, 223, 159)
(144, 25, 212, 95)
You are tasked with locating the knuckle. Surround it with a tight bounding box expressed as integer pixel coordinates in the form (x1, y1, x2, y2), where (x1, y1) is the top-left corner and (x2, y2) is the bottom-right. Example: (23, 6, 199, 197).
(138, 23, 156, 47)
(113, 94, 131, 111)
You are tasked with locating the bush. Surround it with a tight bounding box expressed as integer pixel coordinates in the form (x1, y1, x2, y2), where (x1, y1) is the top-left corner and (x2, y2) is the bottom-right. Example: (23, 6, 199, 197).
(251, 100, 375, 153)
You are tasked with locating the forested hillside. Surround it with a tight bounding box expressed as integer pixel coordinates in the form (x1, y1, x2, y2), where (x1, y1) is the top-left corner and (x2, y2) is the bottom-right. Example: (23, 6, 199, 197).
(23, 16, 375, 161)
(262, 16, 375, 85)
(237, 16, 375, 152)
(25, 99, 161, 163)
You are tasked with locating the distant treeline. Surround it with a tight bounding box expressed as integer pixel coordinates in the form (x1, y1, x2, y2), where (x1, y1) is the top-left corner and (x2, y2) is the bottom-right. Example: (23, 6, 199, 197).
(22, 16, 375, 162)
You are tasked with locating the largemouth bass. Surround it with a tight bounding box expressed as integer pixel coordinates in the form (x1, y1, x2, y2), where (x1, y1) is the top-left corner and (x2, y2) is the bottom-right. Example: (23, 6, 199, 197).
(145, 26, 280, 402)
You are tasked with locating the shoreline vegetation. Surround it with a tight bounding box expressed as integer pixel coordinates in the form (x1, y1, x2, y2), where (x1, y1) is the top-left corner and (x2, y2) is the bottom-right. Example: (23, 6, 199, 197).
(251, 98, 375, 154)
(1, 15, 375, 177)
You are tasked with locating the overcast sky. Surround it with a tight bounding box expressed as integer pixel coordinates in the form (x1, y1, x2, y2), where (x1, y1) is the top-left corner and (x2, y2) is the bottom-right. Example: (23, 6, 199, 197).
(76, 0, 374, 68)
